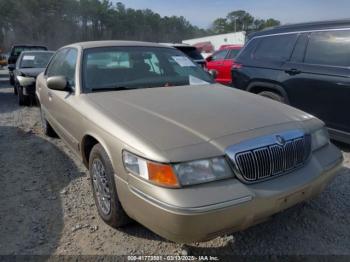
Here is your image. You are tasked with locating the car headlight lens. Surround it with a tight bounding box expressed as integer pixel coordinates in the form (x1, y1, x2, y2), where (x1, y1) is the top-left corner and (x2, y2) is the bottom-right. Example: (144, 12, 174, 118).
(123, 151, 180, 188)
(311, 128, 330, 151)
(123, 151, 234, 187)
(174, 157, 234, 186)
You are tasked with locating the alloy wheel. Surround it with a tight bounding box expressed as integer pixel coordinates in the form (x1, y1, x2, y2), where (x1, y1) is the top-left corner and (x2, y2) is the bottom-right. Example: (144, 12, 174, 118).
(91, 158, 112, 215)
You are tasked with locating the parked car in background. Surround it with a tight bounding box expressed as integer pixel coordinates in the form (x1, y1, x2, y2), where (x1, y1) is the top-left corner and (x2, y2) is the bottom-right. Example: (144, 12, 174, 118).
(206, 45, 242, 85)
(232, 20, 350, 144)
(161, 43, 206, 67)
(0, 53, 9, 68)
(36, 41, 343, 243)
(12, 50, 54, 105)
(8, 45, 48, 85)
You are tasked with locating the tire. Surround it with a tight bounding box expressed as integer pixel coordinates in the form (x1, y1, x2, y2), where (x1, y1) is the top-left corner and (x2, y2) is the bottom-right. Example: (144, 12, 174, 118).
(40, 106, 57, 137)
(17, 86, 28, 106)
(10, 75, 15, 86)
(258, 91, 285, 103)
(89, 144, 130, 228)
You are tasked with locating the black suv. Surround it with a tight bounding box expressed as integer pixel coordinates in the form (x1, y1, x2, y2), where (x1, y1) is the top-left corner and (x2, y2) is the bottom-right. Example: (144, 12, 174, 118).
(8, 45, 47, 85)
(232, 20, 350, 144)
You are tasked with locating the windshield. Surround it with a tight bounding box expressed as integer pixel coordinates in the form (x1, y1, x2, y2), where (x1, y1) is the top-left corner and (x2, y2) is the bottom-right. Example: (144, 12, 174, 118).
(20, 52, 53, 68)
(83, 47, 214, 92)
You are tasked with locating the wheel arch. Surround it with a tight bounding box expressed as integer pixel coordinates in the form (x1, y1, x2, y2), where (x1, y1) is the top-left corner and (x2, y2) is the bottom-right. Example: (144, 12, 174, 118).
(247, 81, 290, 104)
(81, 133, 113, 169)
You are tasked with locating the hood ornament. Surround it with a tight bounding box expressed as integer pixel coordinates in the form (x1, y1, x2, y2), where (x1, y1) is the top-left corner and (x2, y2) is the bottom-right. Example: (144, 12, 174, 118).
(276, 135, 286, 146)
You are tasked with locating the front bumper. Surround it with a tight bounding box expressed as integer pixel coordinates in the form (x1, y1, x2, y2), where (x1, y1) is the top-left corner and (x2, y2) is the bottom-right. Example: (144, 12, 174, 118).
(22, 85, 36, 96)
(117, 143, 343, 243)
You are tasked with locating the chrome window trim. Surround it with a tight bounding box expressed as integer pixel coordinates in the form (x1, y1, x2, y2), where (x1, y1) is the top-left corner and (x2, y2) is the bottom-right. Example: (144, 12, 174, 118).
(249, 27, 350, 41)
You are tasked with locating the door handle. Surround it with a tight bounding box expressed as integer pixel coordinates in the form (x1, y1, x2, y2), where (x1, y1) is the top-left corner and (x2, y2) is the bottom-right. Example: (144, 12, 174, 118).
(285, 68, 301, 75)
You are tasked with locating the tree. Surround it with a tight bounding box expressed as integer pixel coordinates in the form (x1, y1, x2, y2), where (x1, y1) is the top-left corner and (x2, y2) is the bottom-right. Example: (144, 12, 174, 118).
(211, 10, 281, 34)
(212, 18, 228, 34)
(0, 1, 280, 51)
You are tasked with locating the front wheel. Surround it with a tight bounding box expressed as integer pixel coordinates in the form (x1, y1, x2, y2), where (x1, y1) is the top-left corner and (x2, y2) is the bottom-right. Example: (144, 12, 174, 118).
(17, 86, 28, 106)
(89, 144, 130, 228)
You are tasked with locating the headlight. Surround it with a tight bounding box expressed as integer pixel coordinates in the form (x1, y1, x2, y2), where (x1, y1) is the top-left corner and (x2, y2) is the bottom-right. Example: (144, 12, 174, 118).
(174, 157, 234, 186)
(123, 151, 180, 188)
(311, 128, 330, 151)
(123, 151, 234, 187)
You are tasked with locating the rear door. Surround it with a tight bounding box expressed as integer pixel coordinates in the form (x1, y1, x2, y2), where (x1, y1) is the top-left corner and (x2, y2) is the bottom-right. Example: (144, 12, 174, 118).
(284, 30, 350, 134)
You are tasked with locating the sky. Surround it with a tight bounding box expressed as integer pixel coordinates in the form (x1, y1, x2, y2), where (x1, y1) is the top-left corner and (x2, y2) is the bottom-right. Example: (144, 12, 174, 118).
(116, 0, 350, 28)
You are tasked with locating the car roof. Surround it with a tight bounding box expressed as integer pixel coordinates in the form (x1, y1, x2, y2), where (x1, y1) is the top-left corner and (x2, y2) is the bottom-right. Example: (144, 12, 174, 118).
(160, 43, 194, 48)
(64, 41, 174, 50)
(248, 19, 350, 39)
(220, 45, 243, 50)
(12, 45, 47, 48)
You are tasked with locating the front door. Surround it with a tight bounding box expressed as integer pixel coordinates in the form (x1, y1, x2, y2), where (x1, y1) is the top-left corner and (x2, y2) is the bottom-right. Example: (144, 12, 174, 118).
(43, 48, 81, 152)
(206, 49, 229, 84)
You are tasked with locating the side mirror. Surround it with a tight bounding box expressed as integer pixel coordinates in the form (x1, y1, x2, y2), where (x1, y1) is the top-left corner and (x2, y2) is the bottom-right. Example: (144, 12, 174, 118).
(8, 64, 15, 71)
(206, 56, 213, 62)
(208, 69, 218, 79)
(47, 76, 70, 91)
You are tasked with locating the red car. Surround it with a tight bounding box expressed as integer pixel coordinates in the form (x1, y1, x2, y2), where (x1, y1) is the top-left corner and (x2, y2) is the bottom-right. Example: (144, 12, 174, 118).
(205, 45, 242, 85)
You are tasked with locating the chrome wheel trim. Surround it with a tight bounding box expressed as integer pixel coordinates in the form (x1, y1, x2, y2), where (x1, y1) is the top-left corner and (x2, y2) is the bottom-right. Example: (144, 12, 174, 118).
(91, 158, 111, 215)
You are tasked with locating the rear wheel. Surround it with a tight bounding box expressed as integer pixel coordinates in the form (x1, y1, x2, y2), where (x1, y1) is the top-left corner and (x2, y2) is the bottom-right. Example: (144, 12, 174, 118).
(89, 144, 130, 228)
(258, 91, 285, 103)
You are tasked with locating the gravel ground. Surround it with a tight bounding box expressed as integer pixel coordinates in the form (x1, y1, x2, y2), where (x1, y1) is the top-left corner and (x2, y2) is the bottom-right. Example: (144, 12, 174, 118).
(0, 69, 349, 256)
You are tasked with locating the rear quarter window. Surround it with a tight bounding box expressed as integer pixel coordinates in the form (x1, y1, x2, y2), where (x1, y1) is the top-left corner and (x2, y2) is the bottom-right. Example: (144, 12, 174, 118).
(305, 30, 350, 67)
(253, 34, 298, 62)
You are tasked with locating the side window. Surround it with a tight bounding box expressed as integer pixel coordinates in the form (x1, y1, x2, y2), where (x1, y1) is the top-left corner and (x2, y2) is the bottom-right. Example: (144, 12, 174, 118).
(305, 30, 350, 67)
(46, 49, 68, 77)
(211, 50, 229, 61)
(253, 34, 298, 62)
(61, 49, 78, 86)
(290, 33, 309, 63)
(227, 49, 241, 60)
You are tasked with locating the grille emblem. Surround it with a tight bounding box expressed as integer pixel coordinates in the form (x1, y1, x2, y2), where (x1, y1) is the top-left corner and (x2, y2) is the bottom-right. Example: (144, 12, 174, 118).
(276, 135, 286, 146)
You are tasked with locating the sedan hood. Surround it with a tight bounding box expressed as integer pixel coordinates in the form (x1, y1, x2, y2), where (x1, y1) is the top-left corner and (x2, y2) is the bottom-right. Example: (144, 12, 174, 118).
(19, 68, 45, 77)
(87, 84, 313, 153)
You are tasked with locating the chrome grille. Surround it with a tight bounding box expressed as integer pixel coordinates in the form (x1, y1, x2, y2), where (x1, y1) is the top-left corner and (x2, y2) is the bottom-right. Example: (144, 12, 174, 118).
(226, 130, 311, 183)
